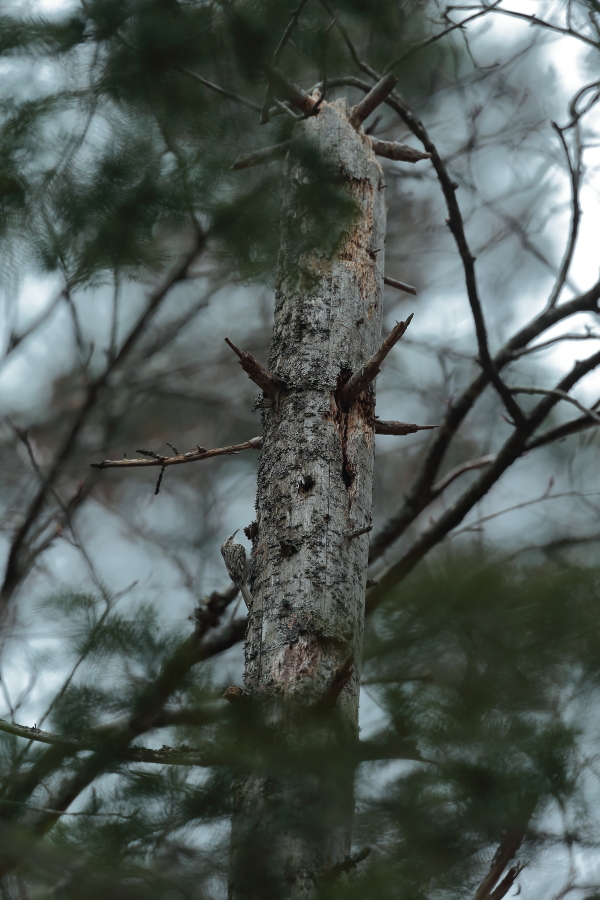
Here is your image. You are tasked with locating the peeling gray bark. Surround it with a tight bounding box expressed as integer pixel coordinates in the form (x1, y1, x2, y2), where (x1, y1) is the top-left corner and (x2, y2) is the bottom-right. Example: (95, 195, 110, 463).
(229, 99, 386, 900)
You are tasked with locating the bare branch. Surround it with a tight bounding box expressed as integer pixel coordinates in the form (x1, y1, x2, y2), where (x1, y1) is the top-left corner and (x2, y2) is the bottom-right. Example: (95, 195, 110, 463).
(369, 273, 600, 566)
(372, 139, 431, 163)
(261, 0, 311, 123)
(510, 331, 600, 359)
(176, 67, 262, 111)
(260, 63, 318, 115)
(383, 275, 418, 295)
(375, 419, 437, 436)
(91, 437, 262, 470)
(367, 345, 600, 613)
(225, 337, 283, 396)
(232, 141, 291, 171)
(316, 653, 355, 709)
(445, 5, 600, 51)
(383, 4, 503, 72)
(509, 386, 600, 425)
(1, 233, 207, 617)
(349, 73, 398, 128)
(546, 120, 582, 308)
(0, 718, 214, 768)
(472, 833, 525, 900)
(431, 454, 496, 497)
(340, 315, 413, 407)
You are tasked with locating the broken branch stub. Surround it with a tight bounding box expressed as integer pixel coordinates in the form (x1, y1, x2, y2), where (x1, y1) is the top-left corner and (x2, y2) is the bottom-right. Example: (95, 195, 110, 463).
(224, 338, 282, 397)
(340, 314, 414, 408)
(349, 73, 398, 128)
(372, 139, 431, 163)
(375, 420, 437, 436)
(260, 63, 318, 116)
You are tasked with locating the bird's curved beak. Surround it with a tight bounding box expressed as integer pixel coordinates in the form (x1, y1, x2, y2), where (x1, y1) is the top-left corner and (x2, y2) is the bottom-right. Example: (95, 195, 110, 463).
(231, 529, 239, 539)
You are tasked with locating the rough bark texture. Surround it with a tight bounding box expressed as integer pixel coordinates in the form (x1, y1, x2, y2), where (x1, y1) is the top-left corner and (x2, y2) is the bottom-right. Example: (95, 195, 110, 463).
(229, 99, 386, 900)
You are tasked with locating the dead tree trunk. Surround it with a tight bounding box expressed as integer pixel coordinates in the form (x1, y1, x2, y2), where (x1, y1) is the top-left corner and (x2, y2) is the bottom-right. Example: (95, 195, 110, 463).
(229, 99, 386, 900)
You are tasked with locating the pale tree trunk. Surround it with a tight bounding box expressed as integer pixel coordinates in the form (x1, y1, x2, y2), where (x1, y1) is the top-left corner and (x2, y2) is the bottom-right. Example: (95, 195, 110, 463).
(229, 98, 386, 900)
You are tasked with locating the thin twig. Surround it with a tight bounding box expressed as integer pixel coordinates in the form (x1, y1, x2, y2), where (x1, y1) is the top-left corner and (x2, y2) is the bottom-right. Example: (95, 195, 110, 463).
(176, 67, 262, 111)
(261, 0, 311, 122)
(431, 454, 496, 497)
(445, 5, 600, 51)
(0, 718, 212, 768)
(91, 437, 262, 470)
(340, 315, 413, 407)
(546, 120, 582, 308)
(509, 386, 600, 425)
(367, 346, 600, 613)
(384, 4, 503, 72)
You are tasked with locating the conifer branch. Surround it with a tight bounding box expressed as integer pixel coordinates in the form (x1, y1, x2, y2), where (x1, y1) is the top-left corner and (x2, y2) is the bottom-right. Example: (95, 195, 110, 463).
(508, 385, 600, 424)
(261, 0, 311, 122)
(340, 315, 413, 407)
(431, 454, 496, 496)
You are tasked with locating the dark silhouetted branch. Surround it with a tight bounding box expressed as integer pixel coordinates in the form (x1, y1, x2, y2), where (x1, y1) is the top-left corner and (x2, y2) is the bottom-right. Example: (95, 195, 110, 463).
(349, 73, 398, 128)
(383, 275, 418, 295)
(91, 437, 262, 470)
(225, 337, 283, 396)
(0, 718, 214, 768)
(232, 141, 291, 170)
(340, 315, 413, 407)
(372, 139, 431, 163)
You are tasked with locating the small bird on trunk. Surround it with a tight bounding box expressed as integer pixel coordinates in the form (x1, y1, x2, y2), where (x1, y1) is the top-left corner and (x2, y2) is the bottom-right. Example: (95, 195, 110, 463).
(221, 530, 253, 609)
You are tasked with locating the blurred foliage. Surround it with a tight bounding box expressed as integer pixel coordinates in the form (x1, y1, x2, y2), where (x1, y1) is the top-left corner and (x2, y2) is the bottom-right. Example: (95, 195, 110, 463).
(2, 560, 600, 897)
(0, 0, 450, 285)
